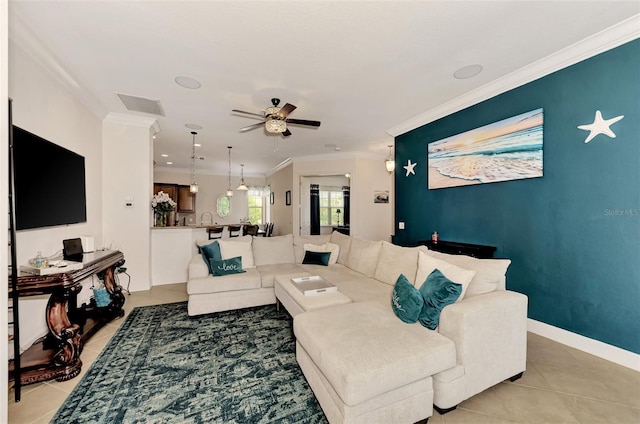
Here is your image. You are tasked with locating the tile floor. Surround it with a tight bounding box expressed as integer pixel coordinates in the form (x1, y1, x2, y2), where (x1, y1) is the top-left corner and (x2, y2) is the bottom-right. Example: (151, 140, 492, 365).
(8, 283, 640, 424)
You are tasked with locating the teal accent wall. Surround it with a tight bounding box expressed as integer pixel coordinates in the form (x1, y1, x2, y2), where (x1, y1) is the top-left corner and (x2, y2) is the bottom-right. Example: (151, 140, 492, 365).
(394, 40, 640, 354)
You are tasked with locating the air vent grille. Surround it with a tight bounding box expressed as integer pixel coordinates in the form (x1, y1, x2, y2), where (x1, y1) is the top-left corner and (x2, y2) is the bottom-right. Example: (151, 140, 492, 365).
(117, 94, 165, 116)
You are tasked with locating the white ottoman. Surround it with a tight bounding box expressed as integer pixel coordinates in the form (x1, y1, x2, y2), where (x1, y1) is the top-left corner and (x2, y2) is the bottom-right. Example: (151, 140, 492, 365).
(275, 273, 352, 317)
(294, 302, 456, 424)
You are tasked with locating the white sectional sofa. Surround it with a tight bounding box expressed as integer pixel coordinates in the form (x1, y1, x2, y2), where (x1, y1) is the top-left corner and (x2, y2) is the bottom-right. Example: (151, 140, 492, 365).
(186, 232, 528, 424)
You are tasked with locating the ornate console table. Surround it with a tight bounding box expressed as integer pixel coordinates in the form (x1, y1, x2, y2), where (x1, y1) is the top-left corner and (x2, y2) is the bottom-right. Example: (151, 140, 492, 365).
(8, 250, 125, 386)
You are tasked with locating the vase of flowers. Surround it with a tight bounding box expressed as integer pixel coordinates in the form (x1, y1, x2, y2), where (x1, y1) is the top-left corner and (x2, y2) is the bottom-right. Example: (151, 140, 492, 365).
(151, 191, 176, 227)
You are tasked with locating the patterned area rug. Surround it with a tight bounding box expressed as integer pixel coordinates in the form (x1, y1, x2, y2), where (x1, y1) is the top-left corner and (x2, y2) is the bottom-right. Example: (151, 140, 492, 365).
(51, 302, 327, 423)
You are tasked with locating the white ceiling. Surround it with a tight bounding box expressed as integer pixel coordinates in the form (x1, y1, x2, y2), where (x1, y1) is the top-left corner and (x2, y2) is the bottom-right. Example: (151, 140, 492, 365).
(9, 1, 640, 177)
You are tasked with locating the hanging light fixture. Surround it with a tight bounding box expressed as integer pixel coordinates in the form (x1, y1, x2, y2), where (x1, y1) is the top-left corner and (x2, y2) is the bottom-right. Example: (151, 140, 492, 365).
(236, 164, 249, 191)
(384, 144, 395, 174)
(226, 146, 234, 197)
(189, 131, 199, 193)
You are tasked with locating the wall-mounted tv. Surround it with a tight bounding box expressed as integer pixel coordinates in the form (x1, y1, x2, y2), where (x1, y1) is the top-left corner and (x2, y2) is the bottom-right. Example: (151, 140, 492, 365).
(12, 126, 87, 230)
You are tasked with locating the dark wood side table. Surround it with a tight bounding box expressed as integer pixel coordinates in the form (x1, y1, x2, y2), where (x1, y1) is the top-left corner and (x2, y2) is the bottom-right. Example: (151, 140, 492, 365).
(8, 250, 125, 386)
(419, 240, 496, 259)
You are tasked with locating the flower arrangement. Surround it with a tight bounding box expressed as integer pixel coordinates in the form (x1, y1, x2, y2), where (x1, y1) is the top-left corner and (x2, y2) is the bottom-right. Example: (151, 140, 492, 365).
(151, 191, 176, 213)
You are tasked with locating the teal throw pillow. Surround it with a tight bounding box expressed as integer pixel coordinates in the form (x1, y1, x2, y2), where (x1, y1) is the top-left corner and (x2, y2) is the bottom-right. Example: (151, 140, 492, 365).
(391, 274, 424, 324)
(302, 250, 331, 266)
(418, 269, 462, 330)
(200, 241, 222, 274)
(209, 256, 246, 277)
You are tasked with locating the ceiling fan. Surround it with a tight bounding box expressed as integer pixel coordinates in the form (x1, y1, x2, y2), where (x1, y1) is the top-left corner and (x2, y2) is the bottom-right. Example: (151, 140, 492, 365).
(232, 98, 321, 137)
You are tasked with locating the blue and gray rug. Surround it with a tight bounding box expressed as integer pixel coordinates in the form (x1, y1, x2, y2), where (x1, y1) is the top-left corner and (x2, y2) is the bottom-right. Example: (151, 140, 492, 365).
(51, 302, 327, 423)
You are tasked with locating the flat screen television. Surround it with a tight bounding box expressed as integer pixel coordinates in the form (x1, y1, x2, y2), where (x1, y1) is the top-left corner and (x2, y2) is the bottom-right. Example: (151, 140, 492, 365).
(12, 126, 87, 230)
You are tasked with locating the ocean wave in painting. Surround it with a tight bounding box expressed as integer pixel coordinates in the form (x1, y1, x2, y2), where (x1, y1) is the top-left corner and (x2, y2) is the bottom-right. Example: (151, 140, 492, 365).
(428, 109, 543, 186)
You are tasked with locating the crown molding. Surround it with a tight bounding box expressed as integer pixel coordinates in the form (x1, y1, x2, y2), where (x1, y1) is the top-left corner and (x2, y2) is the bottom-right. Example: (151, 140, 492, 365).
(265, 158, 293, 178)
(9, 9, 108, 120)
(387, 15, 640, 137)
(293, 150, 383, 163)
(104, 112, 158, 129)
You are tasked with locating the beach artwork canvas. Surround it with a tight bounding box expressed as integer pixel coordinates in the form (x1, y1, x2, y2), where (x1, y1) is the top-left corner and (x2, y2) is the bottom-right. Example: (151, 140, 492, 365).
(428, 108, 543, 189)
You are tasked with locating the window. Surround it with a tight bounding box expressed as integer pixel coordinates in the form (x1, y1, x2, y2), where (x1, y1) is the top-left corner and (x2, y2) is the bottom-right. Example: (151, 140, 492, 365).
(247, 187, 268, 225)
(319, 188, 344, 226)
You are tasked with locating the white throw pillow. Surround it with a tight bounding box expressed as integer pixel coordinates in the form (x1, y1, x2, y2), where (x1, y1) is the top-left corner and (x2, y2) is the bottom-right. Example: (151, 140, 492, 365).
(303, 242, 340, 265)
(345, 237, 383, 278)
(293, 234, 332, 263)
(252, 234, 295, 266)
(415, 251, 476, 301)
(419, 247, 511, 296)
(218, 237, 255, 268)
(330, 231, 352, 264)
(373, 241, 420, 286)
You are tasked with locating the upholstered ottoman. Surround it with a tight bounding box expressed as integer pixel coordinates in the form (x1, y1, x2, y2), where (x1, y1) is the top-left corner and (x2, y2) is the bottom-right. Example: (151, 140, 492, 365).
(275, 273, 352, 317)
(294, 302, 456, 424)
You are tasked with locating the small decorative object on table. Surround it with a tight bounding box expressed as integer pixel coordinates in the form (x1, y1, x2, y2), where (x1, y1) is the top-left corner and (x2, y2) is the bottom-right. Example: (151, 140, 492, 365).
(29, 251, 48, 268)
(432, 231, 439, 243)
(151, 191, 176, 227)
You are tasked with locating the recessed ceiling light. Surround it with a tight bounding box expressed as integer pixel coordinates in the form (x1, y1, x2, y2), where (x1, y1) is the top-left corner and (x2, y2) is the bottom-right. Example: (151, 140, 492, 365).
(194, 143, 201, 147)
(166, 161, 173, 165)
(335, 147, 341, 151)
(161, 154, 168, 157)
(175, 76, 201, 89)
(324, 143, 337, 149)
(185, 123, 203, 130)
(454, 64, 483, 79)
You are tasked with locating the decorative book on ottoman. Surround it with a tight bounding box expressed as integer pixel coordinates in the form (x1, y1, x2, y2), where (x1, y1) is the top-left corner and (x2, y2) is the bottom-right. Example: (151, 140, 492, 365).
(291, 276, 337, 296)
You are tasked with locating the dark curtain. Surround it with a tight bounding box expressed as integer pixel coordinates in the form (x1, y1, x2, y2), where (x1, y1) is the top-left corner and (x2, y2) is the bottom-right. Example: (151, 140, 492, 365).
(310, 184, 320, 235)
(342, 186, 350, 227)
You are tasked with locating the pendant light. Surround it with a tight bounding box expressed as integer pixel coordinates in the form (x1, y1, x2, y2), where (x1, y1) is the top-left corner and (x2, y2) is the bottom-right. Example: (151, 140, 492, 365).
(226, 146, 234, 197)
(236, 164, 248, 191)
(384, 144, 395, 174)
(189, 131, 199, 193)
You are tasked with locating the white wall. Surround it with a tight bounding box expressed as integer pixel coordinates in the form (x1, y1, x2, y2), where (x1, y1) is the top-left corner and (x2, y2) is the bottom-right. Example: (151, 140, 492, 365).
(8, 39, 104, 351)
(2, 0, 9, 415)
(266, 163, 293, 236)
(102, 113, 156, 292)
(292, 154, 393, 241)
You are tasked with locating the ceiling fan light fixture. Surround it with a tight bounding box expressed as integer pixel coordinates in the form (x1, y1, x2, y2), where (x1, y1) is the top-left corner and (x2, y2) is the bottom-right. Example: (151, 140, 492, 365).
(265, 119, 287, 133)
(384, 144, 395, 174)
(264, 106, 280, 117)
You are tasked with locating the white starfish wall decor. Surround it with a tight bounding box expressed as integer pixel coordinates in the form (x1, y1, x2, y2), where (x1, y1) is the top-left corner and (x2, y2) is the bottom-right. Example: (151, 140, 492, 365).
(578, 110, 624, 143)
(403, 159, 417, 177)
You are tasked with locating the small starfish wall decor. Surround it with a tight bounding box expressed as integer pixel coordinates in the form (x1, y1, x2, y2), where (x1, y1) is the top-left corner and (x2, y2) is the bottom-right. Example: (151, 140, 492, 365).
(403, 159, 417, 177)
(577, 110, 624, 143)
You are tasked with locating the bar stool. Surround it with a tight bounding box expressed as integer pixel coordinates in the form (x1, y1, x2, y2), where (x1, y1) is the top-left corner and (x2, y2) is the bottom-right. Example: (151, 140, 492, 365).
(208, 226, 224, 240)
(228, 225, 242, 238)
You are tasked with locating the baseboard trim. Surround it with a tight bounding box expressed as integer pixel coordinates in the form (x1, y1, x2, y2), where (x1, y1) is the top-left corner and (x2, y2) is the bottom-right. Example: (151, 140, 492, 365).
(527, 319, 640, 372)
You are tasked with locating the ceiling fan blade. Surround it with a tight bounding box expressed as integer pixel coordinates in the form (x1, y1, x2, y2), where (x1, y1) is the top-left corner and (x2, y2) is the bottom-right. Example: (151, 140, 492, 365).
(282, 128, 292, 137)
(285, 118, 321, 127)
(239, 122, 265, 132)
(232, 109, 265, 118)
(278, 103, 297, 118)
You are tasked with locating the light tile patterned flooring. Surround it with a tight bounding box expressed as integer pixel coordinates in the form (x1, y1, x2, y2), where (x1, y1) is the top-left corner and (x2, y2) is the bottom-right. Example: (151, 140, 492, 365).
(8, 283, 640, 423)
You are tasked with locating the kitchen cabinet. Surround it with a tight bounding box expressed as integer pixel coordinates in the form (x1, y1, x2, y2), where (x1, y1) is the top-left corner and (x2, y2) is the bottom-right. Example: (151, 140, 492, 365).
(177, 185, 196, 212)
(153, 183, 177, 202)
(153, 183, 196, 213)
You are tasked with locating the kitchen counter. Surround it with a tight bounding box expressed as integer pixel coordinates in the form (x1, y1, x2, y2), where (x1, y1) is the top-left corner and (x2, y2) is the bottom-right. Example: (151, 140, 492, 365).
(151, 227, 207, 285)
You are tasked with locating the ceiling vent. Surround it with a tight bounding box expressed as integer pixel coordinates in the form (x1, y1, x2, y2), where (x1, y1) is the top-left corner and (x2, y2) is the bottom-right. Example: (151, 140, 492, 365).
(117, 94, 165, 116)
